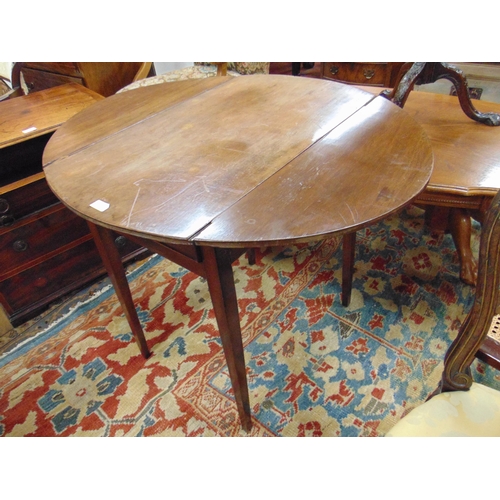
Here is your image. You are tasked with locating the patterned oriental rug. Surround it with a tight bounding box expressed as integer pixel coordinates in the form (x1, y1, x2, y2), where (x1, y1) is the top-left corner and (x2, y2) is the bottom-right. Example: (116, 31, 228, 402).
(1, 205, 499, 437)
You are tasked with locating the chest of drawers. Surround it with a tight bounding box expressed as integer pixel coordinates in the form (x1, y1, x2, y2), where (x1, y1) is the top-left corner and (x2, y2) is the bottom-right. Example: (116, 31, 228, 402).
(322, 62, 405, 87)
(0, 84, 147, 330)
(13, 62, 152, 97)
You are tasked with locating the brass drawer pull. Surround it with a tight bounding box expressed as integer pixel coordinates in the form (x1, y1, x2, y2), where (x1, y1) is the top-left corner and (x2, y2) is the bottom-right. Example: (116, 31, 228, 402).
(363, 69, 375, 80)
(329, 65, 339, 76)
(13, 239, 29, 252)
(0, 198, 9, 214)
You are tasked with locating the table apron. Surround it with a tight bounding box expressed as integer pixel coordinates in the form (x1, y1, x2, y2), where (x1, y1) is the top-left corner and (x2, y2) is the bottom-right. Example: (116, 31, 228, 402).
(416, 192, 492, 212)
(123, 232, 249, 278)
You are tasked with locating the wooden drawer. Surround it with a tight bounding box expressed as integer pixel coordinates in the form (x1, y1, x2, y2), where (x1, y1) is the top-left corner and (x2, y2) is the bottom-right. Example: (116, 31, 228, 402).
(21, 68, 84, 93)
(22, 63, 82, 78)
(322, 62, 398, 86)
(0, 239, 104, 318)
(0, 228, 147, 324)
(0, 204, 90, 278)
(0, 177, 59, 227)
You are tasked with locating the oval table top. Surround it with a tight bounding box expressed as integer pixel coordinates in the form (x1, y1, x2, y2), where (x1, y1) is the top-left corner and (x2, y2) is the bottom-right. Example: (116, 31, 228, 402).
(43, 75, 433, 248)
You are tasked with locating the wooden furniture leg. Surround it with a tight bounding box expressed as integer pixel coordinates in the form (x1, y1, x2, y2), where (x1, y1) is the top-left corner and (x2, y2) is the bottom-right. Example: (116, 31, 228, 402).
(87, 222, 150, 359)
(421, 204, 478, 286)
(449, 207, 478, 286)
(201, 246, 253, 432)
(246, 248, 256, 266)
(291, 63, 301, 76)
(342, 233, 356, 307)
(89, 225, 252, 430)
(341, 204, 480, 306)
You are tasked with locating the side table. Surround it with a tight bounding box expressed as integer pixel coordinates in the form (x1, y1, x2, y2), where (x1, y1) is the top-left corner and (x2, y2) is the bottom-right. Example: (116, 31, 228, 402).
(42, 75, 433, 430)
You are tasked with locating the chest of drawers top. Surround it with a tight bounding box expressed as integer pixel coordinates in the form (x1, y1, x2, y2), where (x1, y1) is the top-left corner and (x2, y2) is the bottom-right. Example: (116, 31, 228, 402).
(1, 83, 103, 149)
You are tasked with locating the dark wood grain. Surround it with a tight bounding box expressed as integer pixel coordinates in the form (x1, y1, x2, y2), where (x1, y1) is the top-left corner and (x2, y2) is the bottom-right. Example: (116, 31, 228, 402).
(194, 95, 432, 247)
(43, 75, 434, 430)
(43, 77, 232, 165)
(44, 76, 430, 247)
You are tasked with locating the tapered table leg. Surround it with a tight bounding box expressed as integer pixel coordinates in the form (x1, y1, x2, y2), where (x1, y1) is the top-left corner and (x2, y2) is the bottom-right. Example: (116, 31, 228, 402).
(88, 222, 150, 359)
(342, 232, 356, 306)
(202, 246, 252, 432)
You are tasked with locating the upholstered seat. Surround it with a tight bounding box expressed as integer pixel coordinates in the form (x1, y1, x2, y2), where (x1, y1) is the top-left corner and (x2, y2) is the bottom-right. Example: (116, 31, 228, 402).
(386, 382, 500, 437)
(118, 62, 270, 93)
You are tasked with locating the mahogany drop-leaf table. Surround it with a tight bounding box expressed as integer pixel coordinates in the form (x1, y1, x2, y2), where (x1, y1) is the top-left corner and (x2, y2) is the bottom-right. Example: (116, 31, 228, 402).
(43, 75, 433, 431)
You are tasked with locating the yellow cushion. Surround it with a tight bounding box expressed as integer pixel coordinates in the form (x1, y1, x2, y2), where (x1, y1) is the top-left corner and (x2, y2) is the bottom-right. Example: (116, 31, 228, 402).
(386, 383, 500, 437)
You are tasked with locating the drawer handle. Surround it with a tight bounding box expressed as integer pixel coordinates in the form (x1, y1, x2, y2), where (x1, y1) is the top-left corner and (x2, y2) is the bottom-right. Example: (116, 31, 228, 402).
(363, 69, 375, 80)
(0, 215, 15, 227)
(13, 240, 29, 252)
(0, 198, 9, 214)
(329, 65, 339, 76)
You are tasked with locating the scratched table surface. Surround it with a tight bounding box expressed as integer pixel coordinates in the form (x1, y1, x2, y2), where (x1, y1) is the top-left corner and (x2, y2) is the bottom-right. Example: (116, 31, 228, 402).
(42, 75, 434, 432)
(43, 75, 433, 249)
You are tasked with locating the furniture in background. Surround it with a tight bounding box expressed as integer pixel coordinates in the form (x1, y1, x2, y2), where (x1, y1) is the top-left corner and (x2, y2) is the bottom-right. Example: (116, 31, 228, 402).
(0, 84, 148, 333)
(321, 62, 405, 87)
(118, 62, 270, 92)
(406, 92, 500, 283)
(43, 75, 432, 431)
(342, 63, 500, 294)
(269, 63, 405, 84)
(269, 62, 322, 78)
(387, 188, 500, 436)
(342, 86, 500, 308)
(291, 62, 315, 76)
(341, 64, 500, 374)
(11, 62, 154, 97)
(0, 74, 17, 101)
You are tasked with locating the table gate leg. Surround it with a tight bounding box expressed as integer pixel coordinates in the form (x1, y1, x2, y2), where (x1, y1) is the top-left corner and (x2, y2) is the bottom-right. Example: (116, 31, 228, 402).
(87, 222, 150, 359)
(202, 246, 252, 432)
